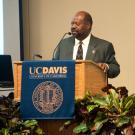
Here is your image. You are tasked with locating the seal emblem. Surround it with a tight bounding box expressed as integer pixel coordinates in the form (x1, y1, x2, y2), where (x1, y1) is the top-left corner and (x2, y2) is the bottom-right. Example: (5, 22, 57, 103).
(32, 81, 63, 114)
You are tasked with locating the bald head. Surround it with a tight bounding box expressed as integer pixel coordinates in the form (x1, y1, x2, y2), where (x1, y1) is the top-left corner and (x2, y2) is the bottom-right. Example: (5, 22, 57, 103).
(71, 11, 93, 40)
(75, 11, 93, 25)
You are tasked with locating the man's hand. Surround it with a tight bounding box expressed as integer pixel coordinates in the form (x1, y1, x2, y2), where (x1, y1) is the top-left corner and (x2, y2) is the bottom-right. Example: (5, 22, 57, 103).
(97, 63, 109, 73)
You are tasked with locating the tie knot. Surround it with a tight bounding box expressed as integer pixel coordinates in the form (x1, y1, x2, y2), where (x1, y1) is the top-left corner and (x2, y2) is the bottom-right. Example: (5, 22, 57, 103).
(79, 41, 83, 45)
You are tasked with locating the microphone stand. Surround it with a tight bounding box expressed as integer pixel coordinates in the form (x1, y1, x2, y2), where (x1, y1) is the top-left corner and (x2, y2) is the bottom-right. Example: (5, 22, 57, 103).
(52, 32, 71, 60)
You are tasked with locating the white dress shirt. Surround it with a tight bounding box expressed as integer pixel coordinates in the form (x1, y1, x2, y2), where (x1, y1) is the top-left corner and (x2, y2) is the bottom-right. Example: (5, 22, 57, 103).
(73, 34, 91, 60)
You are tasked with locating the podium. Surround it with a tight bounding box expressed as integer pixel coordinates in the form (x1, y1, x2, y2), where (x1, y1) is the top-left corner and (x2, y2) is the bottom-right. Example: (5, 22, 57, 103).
(14, 60, 107, 101)
(13, 60, 107, 135)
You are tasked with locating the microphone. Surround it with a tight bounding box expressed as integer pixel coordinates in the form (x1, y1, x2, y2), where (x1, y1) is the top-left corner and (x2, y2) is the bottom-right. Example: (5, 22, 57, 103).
(52, 32, 72, 60)
(33, 54, 42, 60)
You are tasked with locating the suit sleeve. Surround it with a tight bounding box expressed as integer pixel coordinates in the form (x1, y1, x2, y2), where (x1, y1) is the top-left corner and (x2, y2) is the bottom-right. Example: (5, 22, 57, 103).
(105, 43, 120, 78)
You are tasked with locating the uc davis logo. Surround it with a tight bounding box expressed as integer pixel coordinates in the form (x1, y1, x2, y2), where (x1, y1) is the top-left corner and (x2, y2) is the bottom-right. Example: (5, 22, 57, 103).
(32, 81, 63, 114)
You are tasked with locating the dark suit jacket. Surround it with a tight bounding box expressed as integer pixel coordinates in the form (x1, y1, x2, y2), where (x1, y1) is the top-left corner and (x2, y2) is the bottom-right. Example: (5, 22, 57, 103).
(53, 35, 120, 78)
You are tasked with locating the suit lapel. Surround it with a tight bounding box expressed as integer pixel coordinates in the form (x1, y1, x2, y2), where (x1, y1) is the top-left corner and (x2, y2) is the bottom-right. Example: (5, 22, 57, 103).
(86, 35, 97, 60)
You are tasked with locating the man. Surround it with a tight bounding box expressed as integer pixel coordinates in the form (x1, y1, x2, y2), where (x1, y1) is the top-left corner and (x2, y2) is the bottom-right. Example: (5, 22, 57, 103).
(53, 11, 120, 78)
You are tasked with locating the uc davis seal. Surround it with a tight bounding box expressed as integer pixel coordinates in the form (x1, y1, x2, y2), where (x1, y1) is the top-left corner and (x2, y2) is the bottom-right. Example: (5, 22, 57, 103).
(32, 81, 63, 114)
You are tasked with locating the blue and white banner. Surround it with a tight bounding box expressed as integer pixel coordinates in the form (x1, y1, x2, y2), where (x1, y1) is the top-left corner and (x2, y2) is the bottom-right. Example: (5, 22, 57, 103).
(20, 60, 75, 119)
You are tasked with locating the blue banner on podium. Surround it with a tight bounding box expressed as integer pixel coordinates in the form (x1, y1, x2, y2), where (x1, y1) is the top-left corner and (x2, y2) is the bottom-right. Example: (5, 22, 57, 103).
(20, 60, 75, 119)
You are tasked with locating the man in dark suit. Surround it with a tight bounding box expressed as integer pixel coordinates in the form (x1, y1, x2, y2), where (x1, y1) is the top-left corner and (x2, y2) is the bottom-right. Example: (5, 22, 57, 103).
(53, 11, 120, 78)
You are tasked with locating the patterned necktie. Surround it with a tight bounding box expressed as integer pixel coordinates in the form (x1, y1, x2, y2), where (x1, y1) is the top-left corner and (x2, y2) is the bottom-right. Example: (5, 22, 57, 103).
(76, 41, 83, 60)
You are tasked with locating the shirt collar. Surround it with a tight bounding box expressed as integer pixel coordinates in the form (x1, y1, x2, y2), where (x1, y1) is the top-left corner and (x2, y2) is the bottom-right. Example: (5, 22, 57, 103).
(75, 33, 91, 46)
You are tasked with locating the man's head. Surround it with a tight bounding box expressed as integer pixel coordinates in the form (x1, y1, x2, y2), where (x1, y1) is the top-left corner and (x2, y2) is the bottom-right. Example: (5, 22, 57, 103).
(71, 11, 93, 41)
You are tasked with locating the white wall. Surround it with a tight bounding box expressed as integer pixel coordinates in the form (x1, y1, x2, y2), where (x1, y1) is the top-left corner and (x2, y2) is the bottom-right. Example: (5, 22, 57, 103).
(0, 0, 3, 54)
(3, 0, 20, 61)
(23, 0, 135, 94)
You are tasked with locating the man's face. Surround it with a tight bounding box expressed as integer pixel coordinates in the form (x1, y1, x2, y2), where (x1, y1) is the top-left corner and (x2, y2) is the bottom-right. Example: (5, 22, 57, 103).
(71, 13, 91, 40)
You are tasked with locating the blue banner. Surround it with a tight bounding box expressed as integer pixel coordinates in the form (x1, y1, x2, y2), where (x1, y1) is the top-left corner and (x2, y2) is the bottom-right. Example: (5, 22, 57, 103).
(20, 60, 75, 119)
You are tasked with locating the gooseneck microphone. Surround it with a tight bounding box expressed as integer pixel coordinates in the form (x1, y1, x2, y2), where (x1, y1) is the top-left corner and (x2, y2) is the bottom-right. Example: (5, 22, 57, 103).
(52, 32, 72, 60)
(33, 54, 42, 60)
